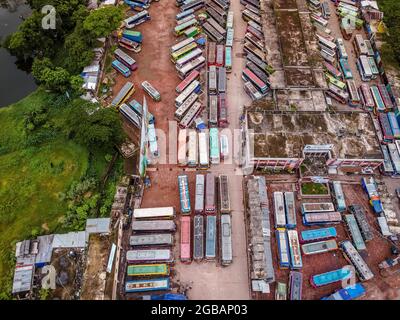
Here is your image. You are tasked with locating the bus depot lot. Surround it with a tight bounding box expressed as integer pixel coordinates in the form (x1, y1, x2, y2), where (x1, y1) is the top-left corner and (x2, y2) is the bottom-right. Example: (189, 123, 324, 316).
(258, 181, 400, 300)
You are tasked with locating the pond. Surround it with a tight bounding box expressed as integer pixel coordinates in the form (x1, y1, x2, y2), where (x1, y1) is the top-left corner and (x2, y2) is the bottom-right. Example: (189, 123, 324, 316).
(0, 1, 37, 107)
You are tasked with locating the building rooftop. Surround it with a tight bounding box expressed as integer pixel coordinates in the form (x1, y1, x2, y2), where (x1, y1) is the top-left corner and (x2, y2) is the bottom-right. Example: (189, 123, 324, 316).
(12, 255, 36, 294)
(52, 231, 87, 249)
(35, 235, 54, 266)
(247, 111, 382, 160)
(86, 218, 111, 235)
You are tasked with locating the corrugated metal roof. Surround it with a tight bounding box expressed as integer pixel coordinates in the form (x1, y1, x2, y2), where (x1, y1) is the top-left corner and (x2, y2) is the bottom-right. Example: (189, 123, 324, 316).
(52, 231, 87, 248)
(35, 235, 54, 265)
(12, 256, 35, 294)
(86, 218, 111, 234)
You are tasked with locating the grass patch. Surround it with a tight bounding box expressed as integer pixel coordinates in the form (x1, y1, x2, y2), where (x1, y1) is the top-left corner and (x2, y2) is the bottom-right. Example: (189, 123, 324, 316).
(301, 182, 329, 195)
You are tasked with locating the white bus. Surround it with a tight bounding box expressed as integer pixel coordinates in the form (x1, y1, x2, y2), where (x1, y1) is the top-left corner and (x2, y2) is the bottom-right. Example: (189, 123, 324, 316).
(199, 131, 209, 169)
(226, 11, 234, 29)
(188, 130, 198, 167)
(175, 48, 203, 69)
(175, 80, 201, 107)
(274, 192, 287, 228)
(179, 101, 202, 129)
(209, 94, 218, 127)
(133, 207, 176, 219)
(208, 66, 217, 93)
(336, 38, 348, 59)
(175, 92, 198, 120)
(171, 37, 195, 53)
(178, 129, 188, 166)
(177, 56, 206, 79)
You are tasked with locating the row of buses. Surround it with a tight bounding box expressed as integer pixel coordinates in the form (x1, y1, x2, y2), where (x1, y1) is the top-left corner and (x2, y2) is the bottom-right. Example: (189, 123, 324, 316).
(240, 2, 270, 100)
(126, 206, 177, 294)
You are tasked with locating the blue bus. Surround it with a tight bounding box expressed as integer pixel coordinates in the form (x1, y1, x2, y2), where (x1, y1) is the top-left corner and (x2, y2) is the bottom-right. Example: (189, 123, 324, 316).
(225, 46, 232, 73)
(311, 267, 353, 287)
(276, 228, 290, 268)
(300, 227, 337, 243)
(112, 60, 131, 77)
(321, 283, 366, 300)
(339, 58, 353, 79)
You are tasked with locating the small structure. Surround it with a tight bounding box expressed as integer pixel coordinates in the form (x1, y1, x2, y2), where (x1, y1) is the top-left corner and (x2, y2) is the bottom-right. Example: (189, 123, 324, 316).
(12, 255, 36, 295)
(52, 231, 87, 249)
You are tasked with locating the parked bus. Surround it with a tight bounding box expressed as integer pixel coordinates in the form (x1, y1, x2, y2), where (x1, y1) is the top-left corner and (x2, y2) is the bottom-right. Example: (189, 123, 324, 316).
(242, 9, 261, 24)
(311, 267, 353, 287)
(119, 37, 142, 53)
(311, 14, 328, 27)
(344, 214, 366, 251)
(357, 55, 373, 81)
(205, 215, 217, 260)
(209, 95, 219, 127)
(114, 49, 138, 71)
(208, 17, 226, 36)
(226, 28, 234, 48)
(193, 215, 204, 261)
(348, 205, 373, 242)
(370, 85, 386, 112)
(180, 216, 191, 263)
(245, 32, 264, 52)
(317, 34, 336, 52)
(273, 192, 286, 228)
(387, 112, 400, 138)
(302, 239, 338, 255)
(324, 62, 342, 79)
(284, 192, 296, 229)
(322, 283, 366, 300)
(225, 47, 232, 73)
(325, 72, 346, 90)
(358, 84, 374, 110)
(111, 82, 135, 108)
(184, 26, 200, 38)
(218, 93, 228, 127)
(206, 6, 227, 25)
(242, 68, 268, 95)
(209, 128, 220, 165)
(209, 66, 217, 93)
(176, 48, 203, 69)
(247, 52, 268, 72)
(220, 134, 229, 160)
(125, 278, 170, 293)
(287, 230, 302, 269)
(176, 70, 200, 94)
(247, 24, 263, 41)
(120, 103, 141, 129)
(141, 81, 161, 102)
(300, 227, 337, 243)
(326, 84, 349, 104)
(340, 240, 374, 281)
(112, 60, 131, 77)
(364, 39, 374, 57)
(331, 181, 346, 212)
(148, 123, 158, 158)
(301, 202, 335, 214)
(202, 22, 224, 43)
(171, 37, 195, 53)
(178, 129, 187, 166)
(124, 10, 150, 28)
(381, 145, 395, 175)
(353, 34, 368, 56)
(175, 80, 201, 107)
(177, 56, 206, 79)
(179, 101, 202, 129)
(303, 212, 343, 226)
(368, 57, 379, 79)
(219, 175, 231, 213)
(339, 59, 353, 79)
(246, 61, 269, 84)
(347, 79, 361, 107)
(240, 0, 260, 9)
(216, 45, 224, 67)
(171, 42, 198, 63)
(176, 14, 196, 26)
(188, 130, 198, 167)
(218, 67, 227, 93)
(195, 174, 205, 214)
(378, 84, 394, 110)
(208, 42, 216, 66)
(178, 175, 191, 214)
(176, 9, 194, 21)
(127, 264, 169, 277)
(174, 18, 198, 36)
(320, 49, 336, 64)
(205, 173, 216, 214)
(289, 271, 302, 300)
(244, 81, 263, 101)
(131, 220, 176, 233)
(181, 0, 204, 11)
(175, 93, 198, 121)
(226, 11, 234, 29)
(133, 207, 175, 219)
(212, 0, 228, 10)
(130, 234, 173, 247)
(276, 228, 290, 268)
(336, 38, 348, 59)
(199, 132, 209, 169)
(220, 214, 232, 266)
(244, 42, 265, 63)
(388, 143, 400, 173)
(126, 249, 173, 263)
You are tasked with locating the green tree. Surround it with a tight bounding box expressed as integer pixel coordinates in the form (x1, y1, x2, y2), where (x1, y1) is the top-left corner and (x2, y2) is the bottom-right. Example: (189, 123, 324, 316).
(83, 6, 124, 38)
(32, 58, 71, 92)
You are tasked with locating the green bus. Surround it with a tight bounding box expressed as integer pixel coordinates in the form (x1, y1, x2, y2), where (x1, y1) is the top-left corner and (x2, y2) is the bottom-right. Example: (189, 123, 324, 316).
(174, 18, 198, 36)
(127, 264, 169, 277)
(171, 42, 198, 63)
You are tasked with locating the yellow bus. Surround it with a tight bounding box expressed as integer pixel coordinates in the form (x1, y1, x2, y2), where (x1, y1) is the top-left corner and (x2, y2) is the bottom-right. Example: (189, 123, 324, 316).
(171, 42, 198, 63)
(324, 73, 346, 90)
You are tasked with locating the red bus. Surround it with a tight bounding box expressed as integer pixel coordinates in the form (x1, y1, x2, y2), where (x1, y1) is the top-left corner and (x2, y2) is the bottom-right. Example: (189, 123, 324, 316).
(205, 173, 216, 214)
(176, 70, 200, 94)
(242, 68, 268, 94)
(180, 216, 192, 263)
(358, 84, 374, 110)
(216, 44, 224, 67)
(208, 42, 216, 66)
(218, 93, 228, 127)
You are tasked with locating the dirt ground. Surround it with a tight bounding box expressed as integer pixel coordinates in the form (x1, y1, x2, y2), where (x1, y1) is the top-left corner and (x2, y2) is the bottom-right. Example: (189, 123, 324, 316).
(81, 234, 111, 300)
(254, 180, 400, 300)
